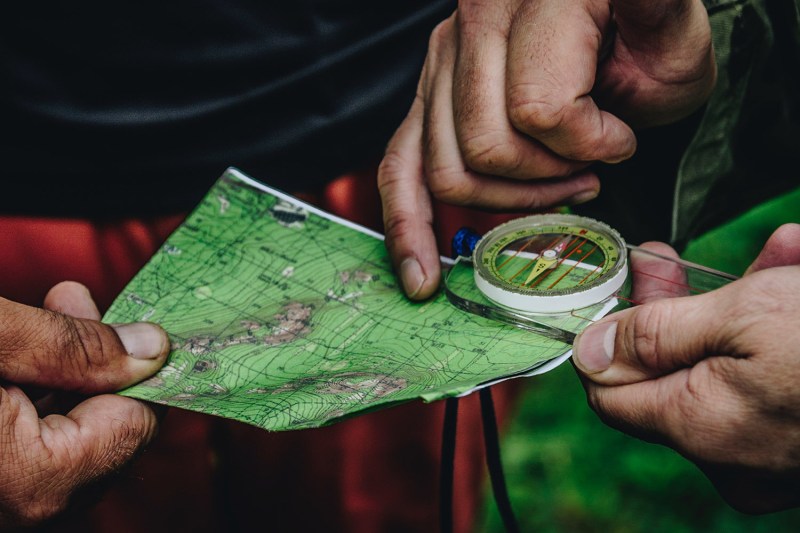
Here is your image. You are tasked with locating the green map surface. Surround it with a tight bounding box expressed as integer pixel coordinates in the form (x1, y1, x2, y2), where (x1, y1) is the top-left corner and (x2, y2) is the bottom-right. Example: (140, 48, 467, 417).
(105, 168, 576, 431)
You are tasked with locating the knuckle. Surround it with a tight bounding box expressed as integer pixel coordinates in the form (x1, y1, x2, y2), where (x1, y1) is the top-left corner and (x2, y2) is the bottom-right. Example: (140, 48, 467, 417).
(583, 386, 607, 421)
(0, 308, 41, 366)
(585, 389, 610, 423)
(745, 272, 795, 314)
(0, 391, 22, 433)
(670, 363, 749, 463)
(456, 3, 511, 41)
(81, 408, 155, 480)
(426, 166, 478, 204)
(584, 386, 600, 412)
(673, 369, 711, 429)
(507, 85, 567, 137)
(382, 211, 416, 246)
(456, 0, 487, 28)
(506, 88, 610, 161)
(460, 130, 523, 176)
(427, 17, 455, 57)
(382, 208, 434, 255)
(712, 279, 776, 351)
(61, 316, 108, 373)
(377, 151, 413, 192)
(584, 388, 635, 437)
(89, 418, 149, 476)
(43, 313, 114, 386)
(625, 303, 670, 371)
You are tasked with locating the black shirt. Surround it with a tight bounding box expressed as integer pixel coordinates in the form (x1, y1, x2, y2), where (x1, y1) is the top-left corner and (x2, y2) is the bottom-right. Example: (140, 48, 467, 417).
(2, 0, 454, 215)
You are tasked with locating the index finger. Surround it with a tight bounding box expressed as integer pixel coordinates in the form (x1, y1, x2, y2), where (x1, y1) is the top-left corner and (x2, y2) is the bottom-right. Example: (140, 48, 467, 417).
(580, 360, 747, 462)
(744, 223, 800, 275)
(629, 241, 688, 303)
(0, 297, 169, 393)
(379, 87, 442, 300)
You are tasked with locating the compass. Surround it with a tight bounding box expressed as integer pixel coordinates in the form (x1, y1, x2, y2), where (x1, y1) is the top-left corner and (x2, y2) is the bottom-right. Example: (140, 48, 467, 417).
(472, 213, 628, 314)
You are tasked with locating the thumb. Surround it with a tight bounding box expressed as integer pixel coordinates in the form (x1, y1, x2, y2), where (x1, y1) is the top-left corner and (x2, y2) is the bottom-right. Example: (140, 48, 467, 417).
(4, 388, 160, 519)
(46, 393, 160, 469)
(0, 294, 169, 394)
(603, 0, 715, 126)
(613, 0, 710, 52)
(572, 289, 727, 385)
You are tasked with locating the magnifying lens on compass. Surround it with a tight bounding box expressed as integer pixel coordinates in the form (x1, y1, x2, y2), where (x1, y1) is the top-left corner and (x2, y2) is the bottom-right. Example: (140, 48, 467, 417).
(443, 213, 738, 343)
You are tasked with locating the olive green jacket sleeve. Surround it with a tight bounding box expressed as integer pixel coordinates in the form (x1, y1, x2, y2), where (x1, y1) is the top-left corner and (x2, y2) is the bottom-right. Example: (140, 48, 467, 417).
(673, 0, 800, 246)
(577, 0, 800, 249)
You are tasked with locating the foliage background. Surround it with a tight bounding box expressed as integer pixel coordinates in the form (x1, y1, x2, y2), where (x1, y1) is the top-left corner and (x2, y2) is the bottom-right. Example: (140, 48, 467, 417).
(477, 187, 800, 532)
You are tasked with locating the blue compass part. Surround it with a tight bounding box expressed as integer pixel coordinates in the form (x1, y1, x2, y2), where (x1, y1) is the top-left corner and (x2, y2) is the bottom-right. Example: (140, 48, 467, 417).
(452, 227, 482, 258)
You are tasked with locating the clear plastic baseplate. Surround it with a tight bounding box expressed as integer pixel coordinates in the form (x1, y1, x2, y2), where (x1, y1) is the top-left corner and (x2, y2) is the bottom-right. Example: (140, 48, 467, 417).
(443, 244, 739, 348)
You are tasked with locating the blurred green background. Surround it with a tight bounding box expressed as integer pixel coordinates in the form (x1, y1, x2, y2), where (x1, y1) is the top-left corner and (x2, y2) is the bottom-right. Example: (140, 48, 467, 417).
(476, 186, 800, 532)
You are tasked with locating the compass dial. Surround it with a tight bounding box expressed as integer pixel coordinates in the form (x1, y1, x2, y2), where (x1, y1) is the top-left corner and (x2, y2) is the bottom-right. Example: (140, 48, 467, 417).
(473, 214, 628, 313)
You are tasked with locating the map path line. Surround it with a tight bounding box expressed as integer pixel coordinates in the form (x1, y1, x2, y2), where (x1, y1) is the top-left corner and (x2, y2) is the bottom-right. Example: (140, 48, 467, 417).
(106, 168, 576, 431)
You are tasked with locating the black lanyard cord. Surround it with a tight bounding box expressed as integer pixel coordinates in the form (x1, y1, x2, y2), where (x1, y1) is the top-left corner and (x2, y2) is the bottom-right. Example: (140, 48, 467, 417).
(439, 389, 520, 533)
(439, 396, 459, 533)
(480, 388, 520, 533)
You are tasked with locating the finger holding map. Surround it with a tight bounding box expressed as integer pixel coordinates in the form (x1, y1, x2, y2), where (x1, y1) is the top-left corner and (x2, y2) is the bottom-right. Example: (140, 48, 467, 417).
(0, 281, 169, 527)
(572, 228, 800, 513)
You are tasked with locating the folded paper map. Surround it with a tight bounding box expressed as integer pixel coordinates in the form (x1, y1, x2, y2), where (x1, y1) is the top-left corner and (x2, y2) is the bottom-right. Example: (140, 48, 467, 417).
(106, 168, 586, 431)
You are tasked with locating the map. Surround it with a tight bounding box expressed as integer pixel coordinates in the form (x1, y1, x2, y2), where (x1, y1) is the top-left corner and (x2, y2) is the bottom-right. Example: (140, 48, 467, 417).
(105, 168, 582, 431)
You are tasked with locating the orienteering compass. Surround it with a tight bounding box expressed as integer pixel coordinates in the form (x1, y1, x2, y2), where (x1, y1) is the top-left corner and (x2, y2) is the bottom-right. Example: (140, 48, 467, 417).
(471, 214, 628, 314)
(444, 212, 736, 343)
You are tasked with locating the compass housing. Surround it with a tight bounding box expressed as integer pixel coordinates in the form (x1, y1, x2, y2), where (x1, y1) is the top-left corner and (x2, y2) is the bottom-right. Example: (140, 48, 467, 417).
(472, 214, 628, 314)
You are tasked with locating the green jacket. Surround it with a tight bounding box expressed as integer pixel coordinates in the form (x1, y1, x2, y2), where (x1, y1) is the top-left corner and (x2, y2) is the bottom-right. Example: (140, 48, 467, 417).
(580, 0, 800, 249)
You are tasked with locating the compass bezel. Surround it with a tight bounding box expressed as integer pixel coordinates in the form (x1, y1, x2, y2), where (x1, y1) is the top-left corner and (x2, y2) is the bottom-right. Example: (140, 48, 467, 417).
(472, 214, 628, 314)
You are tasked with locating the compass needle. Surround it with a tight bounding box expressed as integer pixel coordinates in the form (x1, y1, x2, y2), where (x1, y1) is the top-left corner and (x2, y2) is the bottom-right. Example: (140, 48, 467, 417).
(523, 253, 557, 285)
(522, 236, 570, 286)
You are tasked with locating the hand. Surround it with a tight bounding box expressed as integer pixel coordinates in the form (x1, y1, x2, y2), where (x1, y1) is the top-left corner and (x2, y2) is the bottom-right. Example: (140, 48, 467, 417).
(0, 281, 169, 527)
(378, 0, 716, 299)
(572, 224, 800, 513)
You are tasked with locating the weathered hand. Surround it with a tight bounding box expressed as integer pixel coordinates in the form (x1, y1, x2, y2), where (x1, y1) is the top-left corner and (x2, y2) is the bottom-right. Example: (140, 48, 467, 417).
(0, 281, 169, 526)
(573, 224, 800, 513)
(378, 0, 715, 300)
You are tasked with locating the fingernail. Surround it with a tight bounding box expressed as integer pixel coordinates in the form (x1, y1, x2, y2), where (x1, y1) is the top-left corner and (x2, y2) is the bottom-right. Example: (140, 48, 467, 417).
(400, 258, 426, 298)
(567, 189, 599, 205)
(113, 323, 168, 360)
(574, 321, 617, 373)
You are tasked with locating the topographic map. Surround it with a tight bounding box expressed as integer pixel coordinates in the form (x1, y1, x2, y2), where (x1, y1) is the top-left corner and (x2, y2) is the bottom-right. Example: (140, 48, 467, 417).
(105, 168, 579, 431)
